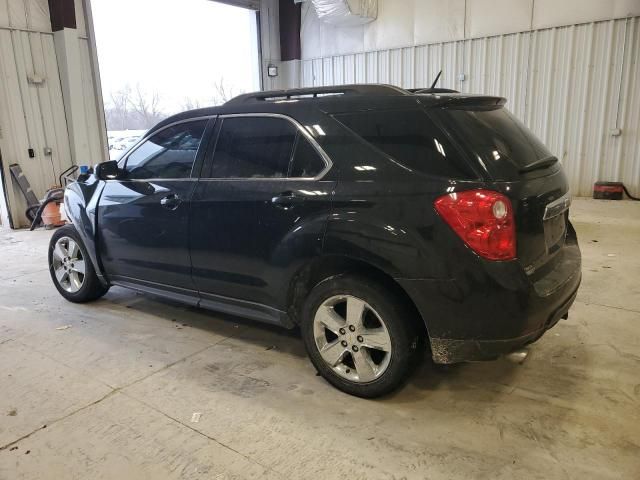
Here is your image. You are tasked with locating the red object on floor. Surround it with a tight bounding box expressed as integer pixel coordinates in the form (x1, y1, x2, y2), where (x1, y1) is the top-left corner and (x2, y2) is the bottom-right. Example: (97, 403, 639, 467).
(593, 182, 624, 200)
(41, 200, 65, 229)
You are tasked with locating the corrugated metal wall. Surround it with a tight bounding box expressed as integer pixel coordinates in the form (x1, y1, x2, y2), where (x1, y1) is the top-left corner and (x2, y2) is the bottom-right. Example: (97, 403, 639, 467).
(0, 28, 73, 227)
(78, 36, 107, 164)
(300, 17, 640, 197)
(0, 0, 105, 227)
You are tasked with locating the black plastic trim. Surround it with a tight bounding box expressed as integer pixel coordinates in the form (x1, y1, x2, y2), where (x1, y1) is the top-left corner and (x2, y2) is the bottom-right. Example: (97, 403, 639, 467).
(109, 276, 293, 328)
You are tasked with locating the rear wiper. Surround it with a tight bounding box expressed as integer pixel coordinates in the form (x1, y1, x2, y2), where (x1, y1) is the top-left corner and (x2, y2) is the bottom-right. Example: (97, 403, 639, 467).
(519, 156, 558, 173)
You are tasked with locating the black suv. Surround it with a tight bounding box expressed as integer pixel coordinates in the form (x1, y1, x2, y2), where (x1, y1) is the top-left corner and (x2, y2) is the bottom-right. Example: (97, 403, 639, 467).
(49, 84, 581, 397)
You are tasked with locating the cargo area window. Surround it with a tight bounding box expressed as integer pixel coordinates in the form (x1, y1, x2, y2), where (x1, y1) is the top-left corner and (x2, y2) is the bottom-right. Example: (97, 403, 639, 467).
(333, 109, 475, 179)
(431, 107, 555, 178)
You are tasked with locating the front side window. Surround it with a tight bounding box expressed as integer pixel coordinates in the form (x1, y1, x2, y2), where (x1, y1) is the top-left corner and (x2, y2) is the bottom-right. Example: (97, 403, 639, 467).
(123, 120, 207, 179)
(210, 117, 297, 179)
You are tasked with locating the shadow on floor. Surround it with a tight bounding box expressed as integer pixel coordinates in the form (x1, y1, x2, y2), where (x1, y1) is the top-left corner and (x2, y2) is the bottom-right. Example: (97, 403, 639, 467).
(97, 287, 583, 408)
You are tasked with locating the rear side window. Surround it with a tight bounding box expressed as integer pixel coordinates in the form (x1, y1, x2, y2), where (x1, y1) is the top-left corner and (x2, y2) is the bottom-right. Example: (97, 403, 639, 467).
(123, 120, 207, 179)
(289, 136, 326, 178)
(432, 107, 554, 175)
(210, 117, 296, 179)
(333, 109, 475, 179)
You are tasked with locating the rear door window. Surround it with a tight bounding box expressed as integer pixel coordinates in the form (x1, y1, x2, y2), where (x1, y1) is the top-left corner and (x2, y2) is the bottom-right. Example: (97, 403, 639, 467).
(210, 117, 296, 179)
(333, 109, 475, 179)
(289, 135, 326, 178)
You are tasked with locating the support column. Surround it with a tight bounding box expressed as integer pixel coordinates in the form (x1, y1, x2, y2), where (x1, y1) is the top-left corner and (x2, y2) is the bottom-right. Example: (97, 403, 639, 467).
(49, 0, 91, 166)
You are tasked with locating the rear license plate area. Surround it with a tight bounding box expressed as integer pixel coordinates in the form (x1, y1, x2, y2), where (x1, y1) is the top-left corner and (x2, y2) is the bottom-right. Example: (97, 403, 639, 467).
(544, 212, 567, 253)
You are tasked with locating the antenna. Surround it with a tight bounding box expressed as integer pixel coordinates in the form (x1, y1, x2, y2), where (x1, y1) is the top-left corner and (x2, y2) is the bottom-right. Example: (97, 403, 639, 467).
(430, 70, 443, 89)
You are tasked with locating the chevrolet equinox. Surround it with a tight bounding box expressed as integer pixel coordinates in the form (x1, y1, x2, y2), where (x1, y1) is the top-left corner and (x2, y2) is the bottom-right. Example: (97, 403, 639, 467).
(49, 84, 582, 397)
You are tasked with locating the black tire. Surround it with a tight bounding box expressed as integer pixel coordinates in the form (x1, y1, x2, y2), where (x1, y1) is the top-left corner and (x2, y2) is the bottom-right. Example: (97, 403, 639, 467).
(48, 225, 109, 303)
(301, 274, 420, 398)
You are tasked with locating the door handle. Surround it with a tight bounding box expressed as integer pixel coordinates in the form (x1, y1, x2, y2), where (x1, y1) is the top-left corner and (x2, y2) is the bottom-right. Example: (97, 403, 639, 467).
(160, 193, 181, 210)
(271, 191, 304, 209)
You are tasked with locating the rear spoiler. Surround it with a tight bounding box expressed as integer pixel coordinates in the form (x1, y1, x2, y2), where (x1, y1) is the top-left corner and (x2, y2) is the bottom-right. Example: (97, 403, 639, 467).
(423, 94, 507, 108)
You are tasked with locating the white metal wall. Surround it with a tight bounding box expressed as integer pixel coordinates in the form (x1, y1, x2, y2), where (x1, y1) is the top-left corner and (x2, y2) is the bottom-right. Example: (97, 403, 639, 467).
(0, 28, 72, 227)
(0, 0, 104, 227)
(299, 17, 640, 197)
(78, 36, 106, 165)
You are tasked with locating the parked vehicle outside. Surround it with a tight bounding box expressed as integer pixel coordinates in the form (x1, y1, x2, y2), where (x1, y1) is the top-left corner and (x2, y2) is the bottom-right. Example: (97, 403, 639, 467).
(107, 130, 146, 160)
(49, 84, 581, 397)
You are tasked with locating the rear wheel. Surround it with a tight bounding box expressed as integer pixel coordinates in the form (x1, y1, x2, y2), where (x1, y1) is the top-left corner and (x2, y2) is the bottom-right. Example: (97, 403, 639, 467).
(301, 274, 419, 398)
(48, 225, 109, 302)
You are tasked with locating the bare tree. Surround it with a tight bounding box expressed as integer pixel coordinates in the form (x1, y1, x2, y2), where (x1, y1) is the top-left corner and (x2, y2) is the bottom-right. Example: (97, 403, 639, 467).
(211, 77, 243, 105)
(181, 97, 203, 111)
(105, 80, 247, 130)
(105, 85, 132, 130)
(130, 84, 165, 129)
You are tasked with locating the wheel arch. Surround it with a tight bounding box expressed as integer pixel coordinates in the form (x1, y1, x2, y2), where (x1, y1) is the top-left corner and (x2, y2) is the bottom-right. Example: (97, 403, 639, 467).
(63, 180, 109, 286)
(286, 254, 429, 341)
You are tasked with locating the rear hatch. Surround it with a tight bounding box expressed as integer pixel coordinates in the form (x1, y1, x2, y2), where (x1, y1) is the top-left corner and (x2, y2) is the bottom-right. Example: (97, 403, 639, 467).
(429, 103, 572, 275)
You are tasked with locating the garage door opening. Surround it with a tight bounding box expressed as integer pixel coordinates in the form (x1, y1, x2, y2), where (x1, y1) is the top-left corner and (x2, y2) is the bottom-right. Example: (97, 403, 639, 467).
(91, 0, 260, 159)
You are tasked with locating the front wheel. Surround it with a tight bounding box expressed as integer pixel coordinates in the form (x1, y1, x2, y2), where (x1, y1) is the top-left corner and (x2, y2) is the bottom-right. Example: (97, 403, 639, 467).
(301, 275, 419, 398)
(48, 225, 109, 303)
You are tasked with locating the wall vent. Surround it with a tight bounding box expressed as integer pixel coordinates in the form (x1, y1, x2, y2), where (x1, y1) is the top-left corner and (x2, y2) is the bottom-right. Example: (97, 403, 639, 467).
(310, 0, 377, 26)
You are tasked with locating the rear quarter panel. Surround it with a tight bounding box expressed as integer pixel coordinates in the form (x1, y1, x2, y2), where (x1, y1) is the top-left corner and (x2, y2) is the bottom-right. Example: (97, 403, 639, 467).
(323, 178, 488, 280)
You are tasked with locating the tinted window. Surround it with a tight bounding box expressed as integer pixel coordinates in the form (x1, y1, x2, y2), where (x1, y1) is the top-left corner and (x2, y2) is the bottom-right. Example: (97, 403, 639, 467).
(334, 109, 475, 178)
(123, 121, 206, 179)
(289, 135, 326, 178)
(210, 117, 296, 179)
(432, 107, 553, 173)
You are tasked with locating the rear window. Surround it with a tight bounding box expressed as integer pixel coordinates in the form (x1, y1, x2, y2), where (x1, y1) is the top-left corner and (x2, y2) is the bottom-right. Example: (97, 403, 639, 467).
(333, 109, 476, 179)
(432, 107, 554, 175)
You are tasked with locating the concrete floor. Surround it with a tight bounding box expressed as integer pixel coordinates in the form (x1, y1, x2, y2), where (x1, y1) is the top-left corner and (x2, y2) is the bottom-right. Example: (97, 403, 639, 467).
(0, 198, 638, 479)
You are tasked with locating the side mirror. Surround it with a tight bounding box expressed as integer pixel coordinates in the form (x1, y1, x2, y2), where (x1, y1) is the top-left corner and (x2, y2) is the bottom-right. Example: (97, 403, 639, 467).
(95, 160, 120, 180)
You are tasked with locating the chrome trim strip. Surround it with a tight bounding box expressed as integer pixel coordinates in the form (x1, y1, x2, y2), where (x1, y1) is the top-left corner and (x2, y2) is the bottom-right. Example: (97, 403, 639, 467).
(543, 191, 572, 220)
(196, 177, 326, 182)
(116, 112, 334, 182)
(106, 178, 197, 182)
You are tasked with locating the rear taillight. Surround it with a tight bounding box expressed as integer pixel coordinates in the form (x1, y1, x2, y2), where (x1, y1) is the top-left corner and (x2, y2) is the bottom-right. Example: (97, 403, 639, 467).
(434, 189, 516, 260)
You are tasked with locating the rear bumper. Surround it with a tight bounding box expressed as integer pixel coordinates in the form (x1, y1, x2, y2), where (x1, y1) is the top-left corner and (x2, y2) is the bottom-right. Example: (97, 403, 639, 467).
(397, 241, 582, 364)
(428, 278, 579, 363)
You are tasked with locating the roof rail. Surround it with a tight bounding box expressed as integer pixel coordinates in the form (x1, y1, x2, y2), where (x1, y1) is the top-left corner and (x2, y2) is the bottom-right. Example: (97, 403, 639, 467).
(225, 84, 408, 105)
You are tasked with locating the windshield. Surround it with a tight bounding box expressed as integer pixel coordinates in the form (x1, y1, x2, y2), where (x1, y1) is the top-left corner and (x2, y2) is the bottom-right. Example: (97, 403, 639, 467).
(432, 107, 554, 179)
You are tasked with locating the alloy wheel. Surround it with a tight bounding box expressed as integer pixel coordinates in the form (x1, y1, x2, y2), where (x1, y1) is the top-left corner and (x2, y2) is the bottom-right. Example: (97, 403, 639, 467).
(313, 295, 392, 383)
(52, 236, 86, 293)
